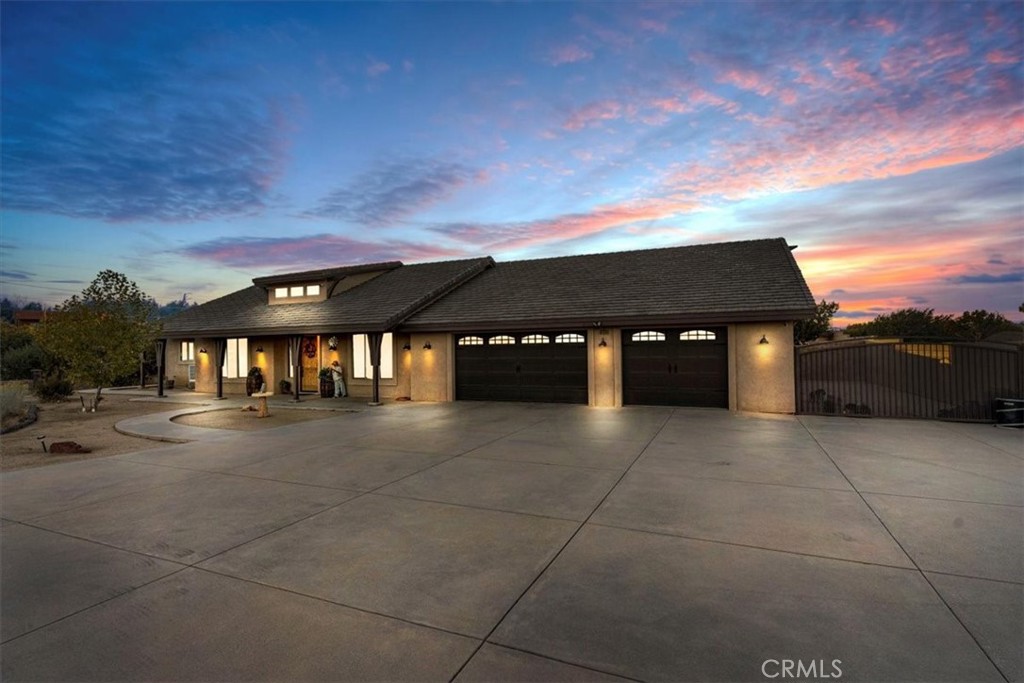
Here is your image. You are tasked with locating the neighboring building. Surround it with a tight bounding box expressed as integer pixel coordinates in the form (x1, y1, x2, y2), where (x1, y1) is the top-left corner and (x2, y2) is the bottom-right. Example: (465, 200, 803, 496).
(161, 238, 815, 413)
(13, 310, 45, 326)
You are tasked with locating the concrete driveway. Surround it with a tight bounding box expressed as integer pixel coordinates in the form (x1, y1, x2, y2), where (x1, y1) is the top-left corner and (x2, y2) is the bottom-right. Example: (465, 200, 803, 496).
(2, 402, 1021, 682)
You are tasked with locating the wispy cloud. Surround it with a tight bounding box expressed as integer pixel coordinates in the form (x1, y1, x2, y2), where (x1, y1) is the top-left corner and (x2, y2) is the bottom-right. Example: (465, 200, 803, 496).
(546, 43, 593, 66)
(431, 196, 697, 254)
(305, 159, 486, 226)
(179, 233, 466, 270)
(366, 58, 391, 78)
(0, 270, 32, 281)
(563, 99, 623, 131)
(949, 271, 1024, 284)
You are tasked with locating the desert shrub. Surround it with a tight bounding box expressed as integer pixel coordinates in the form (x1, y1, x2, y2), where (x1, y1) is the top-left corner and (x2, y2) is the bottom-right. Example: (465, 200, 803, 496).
(34, 375, 74, 402)
(0, 384, 26, 419)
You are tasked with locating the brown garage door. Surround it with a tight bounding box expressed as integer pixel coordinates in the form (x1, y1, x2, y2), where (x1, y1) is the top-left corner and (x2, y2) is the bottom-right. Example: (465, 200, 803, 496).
(455, 332, 588, 404)
(622, 328, 728, 407)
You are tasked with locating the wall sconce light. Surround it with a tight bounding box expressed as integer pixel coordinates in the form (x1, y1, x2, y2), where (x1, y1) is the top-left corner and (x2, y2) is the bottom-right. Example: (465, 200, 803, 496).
(598, 338, 608, 347)
(327, 336, 339, 350)
(255, 346, 263, 353)
(422, 341, 432, 350)
(759, 335, 769, 345)
(402, 342, 411, 351)
(198, 347, 207, 354)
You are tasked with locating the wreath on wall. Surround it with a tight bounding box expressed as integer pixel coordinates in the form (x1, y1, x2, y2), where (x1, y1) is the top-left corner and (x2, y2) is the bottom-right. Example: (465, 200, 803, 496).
(303, 340, 317, 358)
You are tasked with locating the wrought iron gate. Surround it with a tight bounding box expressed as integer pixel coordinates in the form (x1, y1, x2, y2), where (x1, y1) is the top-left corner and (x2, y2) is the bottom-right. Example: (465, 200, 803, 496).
(795, 339, 1023, 421)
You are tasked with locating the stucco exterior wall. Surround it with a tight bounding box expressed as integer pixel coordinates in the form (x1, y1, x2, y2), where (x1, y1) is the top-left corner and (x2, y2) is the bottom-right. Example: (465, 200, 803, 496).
(729, 322, 796, 414)
(409, 333, 453, 402)
(588, 328, 622, 407)
(346, 335, 399, 401)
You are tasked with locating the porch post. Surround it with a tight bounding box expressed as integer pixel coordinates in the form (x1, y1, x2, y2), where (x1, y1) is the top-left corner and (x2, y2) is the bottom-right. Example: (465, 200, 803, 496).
(288, 335, 303, 402)
(155, 339, 167, 398)
(214, 338, 227, 399)
(368, 331, 383, 406)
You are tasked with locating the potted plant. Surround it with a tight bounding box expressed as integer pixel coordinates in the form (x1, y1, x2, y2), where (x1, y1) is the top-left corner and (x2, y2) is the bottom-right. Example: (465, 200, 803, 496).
(246, 367, 265, 396)
(318, 367, 333, 398)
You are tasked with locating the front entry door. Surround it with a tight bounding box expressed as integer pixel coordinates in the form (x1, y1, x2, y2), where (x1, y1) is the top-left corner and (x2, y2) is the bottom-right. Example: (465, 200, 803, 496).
(300, 336, 319, 392)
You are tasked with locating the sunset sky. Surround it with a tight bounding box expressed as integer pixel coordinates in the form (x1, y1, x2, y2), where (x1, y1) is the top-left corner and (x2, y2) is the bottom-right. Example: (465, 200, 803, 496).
(1, 1, 1021, 326)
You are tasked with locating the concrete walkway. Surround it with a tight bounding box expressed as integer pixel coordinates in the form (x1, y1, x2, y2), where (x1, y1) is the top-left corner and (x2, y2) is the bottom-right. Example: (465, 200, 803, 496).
(1, 403, 1021, 682)
(110, 388, 364, 443)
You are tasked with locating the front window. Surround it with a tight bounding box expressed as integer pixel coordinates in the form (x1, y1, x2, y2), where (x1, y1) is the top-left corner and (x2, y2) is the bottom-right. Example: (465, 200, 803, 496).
(222, 338, 248, 379)
(352, 333, 394, 379)
(179, 341, 194, 362)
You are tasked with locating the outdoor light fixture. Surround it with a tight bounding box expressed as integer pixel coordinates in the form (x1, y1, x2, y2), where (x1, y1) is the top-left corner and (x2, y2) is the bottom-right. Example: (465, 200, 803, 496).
(198, 347, 207, 354)
(759, 335, 769, 345)
(255, 346, 263, 353)
(423, 341, 432, 350)
(599, 338, 608, 347)
(402, 342, 411, 351)
(328, 336, 339, 350)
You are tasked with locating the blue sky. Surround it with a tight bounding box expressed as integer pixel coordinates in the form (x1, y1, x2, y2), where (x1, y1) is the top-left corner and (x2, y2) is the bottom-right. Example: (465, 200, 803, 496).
(1, 1, 1021, 325)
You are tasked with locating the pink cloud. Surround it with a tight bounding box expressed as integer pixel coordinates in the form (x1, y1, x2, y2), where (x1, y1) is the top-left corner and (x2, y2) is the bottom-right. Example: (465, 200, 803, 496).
(828, 58, 880, 90)
(861, 16, 899, 36)
(986, 49, 1019, 65)
(717, 67, 775, 97)
(433, 197, 698, 254)
(546, 43, 594, 66)
(563, 99, 622, 131)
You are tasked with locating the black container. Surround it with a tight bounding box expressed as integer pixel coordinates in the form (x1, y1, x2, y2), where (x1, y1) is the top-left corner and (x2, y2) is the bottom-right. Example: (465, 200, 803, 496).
(994, 398, 1023, 428)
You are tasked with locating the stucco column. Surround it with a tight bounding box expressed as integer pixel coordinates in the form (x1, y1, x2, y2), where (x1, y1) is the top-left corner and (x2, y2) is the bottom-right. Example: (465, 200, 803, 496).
(732, 322, 796, 413)
(588, 328, 622, 407)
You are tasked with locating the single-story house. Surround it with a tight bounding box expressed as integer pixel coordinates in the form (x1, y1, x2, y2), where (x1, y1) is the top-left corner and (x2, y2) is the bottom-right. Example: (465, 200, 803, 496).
(160, 237, 815, 413)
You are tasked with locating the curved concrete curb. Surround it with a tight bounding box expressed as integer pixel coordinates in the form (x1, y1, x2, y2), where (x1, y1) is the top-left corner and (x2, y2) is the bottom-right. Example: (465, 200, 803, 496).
(1, 403, 39, 435)
(114, 404, 244, 443)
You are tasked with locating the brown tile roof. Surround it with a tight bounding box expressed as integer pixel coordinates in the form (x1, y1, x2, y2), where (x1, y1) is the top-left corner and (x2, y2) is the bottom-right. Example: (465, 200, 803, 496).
(162, 257, 493, 337)
(401, 238, 815, 332)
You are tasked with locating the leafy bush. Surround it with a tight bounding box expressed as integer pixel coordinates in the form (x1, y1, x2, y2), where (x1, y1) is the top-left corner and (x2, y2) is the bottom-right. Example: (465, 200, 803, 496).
(1, 343, 49, 380)
(34, 375, 74, 402)
(0, 384, 26, 419)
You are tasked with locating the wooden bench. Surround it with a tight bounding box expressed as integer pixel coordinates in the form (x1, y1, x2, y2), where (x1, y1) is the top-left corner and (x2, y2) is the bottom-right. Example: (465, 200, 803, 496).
(250, 392, 274, 418)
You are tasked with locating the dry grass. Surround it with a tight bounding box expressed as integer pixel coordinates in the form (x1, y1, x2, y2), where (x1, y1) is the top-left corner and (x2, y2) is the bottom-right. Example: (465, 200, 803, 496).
(0, 392, 341, 471)
(1, 394, 194, 471)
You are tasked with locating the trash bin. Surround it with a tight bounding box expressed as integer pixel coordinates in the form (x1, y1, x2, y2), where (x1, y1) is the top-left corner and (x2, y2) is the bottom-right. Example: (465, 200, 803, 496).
(994, 398, 1023, 428)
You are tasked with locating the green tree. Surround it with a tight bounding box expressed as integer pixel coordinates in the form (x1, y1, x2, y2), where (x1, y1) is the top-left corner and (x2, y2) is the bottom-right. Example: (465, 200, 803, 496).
(35, 271, 161, 410)
(953, 310, 1020, 341)
(844, 308, 955, 338)
(794, 300, 839, 344)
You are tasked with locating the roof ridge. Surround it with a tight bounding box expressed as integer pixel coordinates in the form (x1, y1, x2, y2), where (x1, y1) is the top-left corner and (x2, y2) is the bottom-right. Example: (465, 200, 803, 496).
(251, 261, 402, 286)
(382, 257, 495, 329)
(486, 237, 787, 266)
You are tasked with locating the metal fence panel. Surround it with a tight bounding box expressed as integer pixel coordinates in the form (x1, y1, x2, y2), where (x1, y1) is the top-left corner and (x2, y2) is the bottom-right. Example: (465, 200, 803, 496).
(795, 339, 1023, 421)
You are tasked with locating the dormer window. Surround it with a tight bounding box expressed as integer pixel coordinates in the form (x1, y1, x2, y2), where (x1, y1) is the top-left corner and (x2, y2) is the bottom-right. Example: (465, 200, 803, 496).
(270, 283, 325, 304)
